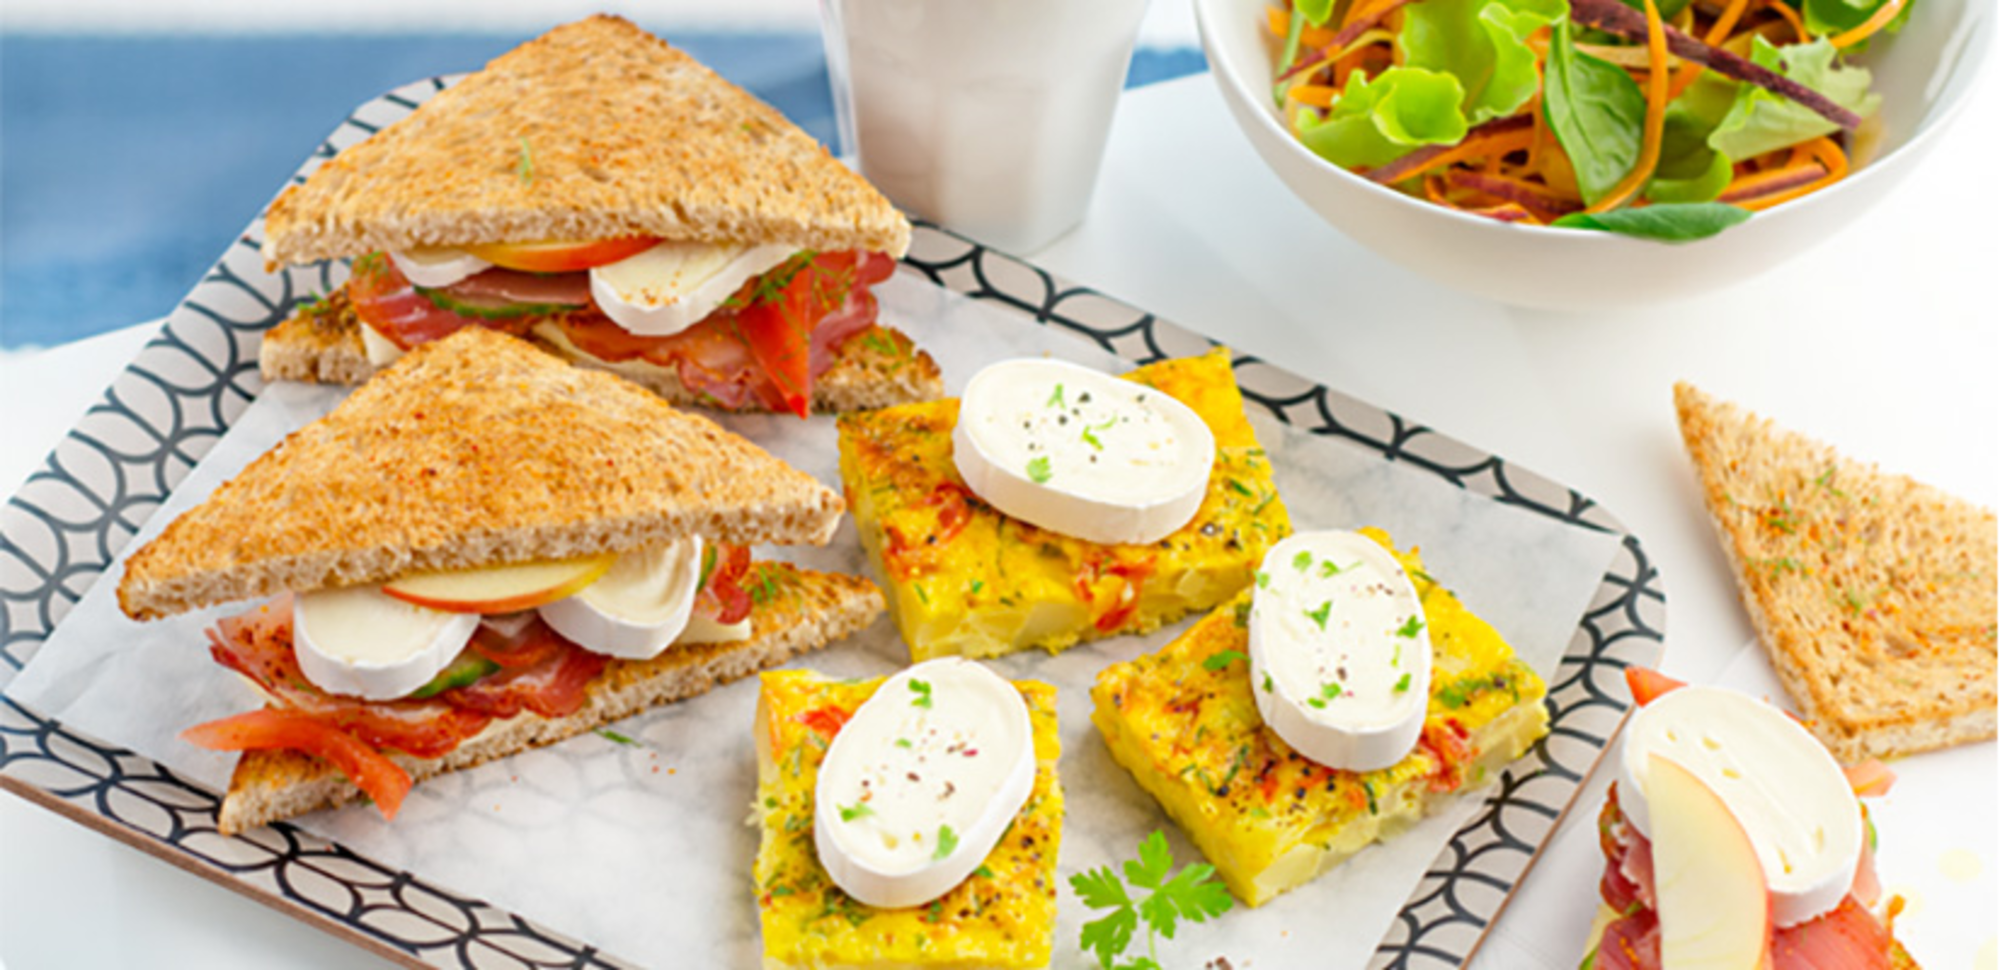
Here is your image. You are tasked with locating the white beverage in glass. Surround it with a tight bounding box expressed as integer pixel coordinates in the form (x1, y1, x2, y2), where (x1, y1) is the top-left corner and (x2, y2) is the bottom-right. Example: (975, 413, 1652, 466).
(822, 0, 1150, 254)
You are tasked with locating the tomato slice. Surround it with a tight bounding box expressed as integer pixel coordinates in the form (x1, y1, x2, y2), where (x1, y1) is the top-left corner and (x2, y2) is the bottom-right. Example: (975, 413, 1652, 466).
(183, 709, 413, 820)
(733, 256, 821, 418)
(465, 237, 660, 273)
(696, 543, 754, 625)
(1624, 666, 1685, 707)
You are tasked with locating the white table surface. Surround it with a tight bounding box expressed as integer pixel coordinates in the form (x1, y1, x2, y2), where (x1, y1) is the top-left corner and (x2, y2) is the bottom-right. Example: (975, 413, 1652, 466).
(3, 70, 1995, 970)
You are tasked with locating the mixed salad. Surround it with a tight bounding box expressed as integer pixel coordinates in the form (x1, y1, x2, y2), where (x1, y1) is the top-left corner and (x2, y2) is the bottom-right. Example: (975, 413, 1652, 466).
(1265, 0, 1907, 239)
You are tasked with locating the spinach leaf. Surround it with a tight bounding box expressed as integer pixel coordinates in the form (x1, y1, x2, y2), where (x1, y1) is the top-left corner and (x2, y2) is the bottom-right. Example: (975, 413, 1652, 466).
(1552, 202, 1752, 240)
(1708, 37, 1880, 161)
(1541, 18, 1646, 206)
(1298, 67, 1471, 169)
(1401, 0, 1568, 123)
(1643, 106, 1733, 202)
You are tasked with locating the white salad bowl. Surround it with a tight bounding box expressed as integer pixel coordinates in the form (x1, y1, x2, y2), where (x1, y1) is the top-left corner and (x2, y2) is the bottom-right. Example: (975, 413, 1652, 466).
(1195, 0, 1993, 310)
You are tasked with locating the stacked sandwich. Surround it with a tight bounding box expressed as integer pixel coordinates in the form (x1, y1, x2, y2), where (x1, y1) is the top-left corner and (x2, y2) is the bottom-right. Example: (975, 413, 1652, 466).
(118, 329, 885, 834)
(260, 14, 941, 418)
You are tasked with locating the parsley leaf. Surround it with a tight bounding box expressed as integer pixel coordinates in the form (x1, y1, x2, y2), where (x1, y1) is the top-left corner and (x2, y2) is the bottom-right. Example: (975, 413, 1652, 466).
(1028, 455, 1053, 484)
(1202, 649, 1248, 672)
(1073, 830, 1234, 969)
(839, 802, 874, 822)
(934, 824, 958, 860)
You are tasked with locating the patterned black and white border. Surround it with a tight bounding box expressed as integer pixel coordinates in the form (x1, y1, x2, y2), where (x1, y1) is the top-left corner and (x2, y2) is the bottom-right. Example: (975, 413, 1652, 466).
(0, 78, 1664, 969)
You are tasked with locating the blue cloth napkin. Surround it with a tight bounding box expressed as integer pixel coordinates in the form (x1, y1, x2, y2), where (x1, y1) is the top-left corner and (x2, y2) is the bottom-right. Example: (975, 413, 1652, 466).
(0, 33, 1203, 349)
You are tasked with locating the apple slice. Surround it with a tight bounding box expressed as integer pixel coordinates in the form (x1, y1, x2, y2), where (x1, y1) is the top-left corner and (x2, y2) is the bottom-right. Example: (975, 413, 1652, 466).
(383, 554, 616, 613)
(1647, 751, 1773, 970)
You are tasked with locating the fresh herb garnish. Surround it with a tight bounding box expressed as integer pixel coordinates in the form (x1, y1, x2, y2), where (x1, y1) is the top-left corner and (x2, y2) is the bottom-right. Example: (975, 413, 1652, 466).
(910, 679, 934, 709)
(1028, 455, 1053, 484)
(1307, 600, 1332, 629)
(1293, 550, 1314, 572)
(596, 728, 640, 746)
(1255, 570, 1271, 589)
(1202, 650, 1248, 672)
(933, 824, 958, 860)
(1395, 672, 1413, 693)
(1261, 672, 1275, 693)
(1048, 383, 1067, 409)
(1082, 417, 1116, 451)
(895, 738, 914, 749)
(840, 802, 875, 822)
(1071, 829, 1234, 970)
(1396, 615, 1425, 638)
(515, 136, 535, 183)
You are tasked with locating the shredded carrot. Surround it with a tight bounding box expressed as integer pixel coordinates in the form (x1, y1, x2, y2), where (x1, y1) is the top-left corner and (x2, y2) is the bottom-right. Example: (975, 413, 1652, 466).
(1830, 0, 1906, 48)
(1288, 83, 1341, 107)
(1706, 0, 1756, 43)
(1763, 0, 1808, 43)
(1342, 0, 1384, 30)
(1587, 0, 1670, 212)
(1376, 129, 1537, 184)
(1291, 28, 1396, 86)
(1729, 136, 1850, 209)
(1268, 5, 1339, 48)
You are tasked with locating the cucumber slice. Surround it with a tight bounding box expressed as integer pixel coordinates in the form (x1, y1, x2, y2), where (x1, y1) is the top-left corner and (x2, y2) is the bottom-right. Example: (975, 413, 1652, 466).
(409, 651, 501, 699)
(418, 286, 583, 320)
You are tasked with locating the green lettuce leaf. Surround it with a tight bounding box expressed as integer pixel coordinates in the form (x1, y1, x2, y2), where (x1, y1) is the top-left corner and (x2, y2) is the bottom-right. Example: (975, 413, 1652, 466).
(1401, 0, 1568, 123)
(1552, 202, 1753, 240)
(1644, 106, 1733, 202)
(1298, 67, 1471, 169)
(1803, 0, 1913, 44)
(1297, 0, 1339, 25)
(1707, 37, 1881, 161)
(1541, 18, 1646, 206)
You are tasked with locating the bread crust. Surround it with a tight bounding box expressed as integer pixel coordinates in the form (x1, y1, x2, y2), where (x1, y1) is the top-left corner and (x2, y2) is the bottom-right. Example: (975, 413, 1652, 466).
(1674, 383, 1997, 762)
(257, 289, 943, 414)
(263, 15, 910, 266)
(120, 328, 845, 620)
(215, 563, 884, 834)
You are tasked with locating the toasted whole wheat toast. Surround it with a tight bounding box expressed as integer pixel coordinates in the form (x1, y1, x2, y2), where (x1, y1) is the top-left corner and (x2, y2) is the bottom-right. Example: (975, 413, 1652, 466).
(263, 15, 909, 266)
(118, 327, 845, 621)
(1674, 383, 1997, 762)
(257, 288, 943, 413)
(214, 562, 884, 834)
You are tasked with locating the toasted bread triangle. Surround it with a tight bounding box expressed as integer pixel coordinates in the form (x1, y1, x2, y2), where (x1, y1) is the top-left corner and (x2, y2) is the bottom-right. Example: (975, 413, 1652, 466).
(1674, 383, 1996, 762)
(118, 328, 844, 620)
(263, 15, 910, 266)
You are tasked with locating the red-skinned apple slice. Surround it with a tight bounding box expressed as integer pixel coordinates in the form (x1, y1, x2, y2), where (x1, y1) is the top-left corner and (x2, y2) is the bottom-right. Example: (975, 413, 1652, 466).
(383, 555, 616, 613)
(464, 238, 660, 273)
(1647, 752, 1773, 970)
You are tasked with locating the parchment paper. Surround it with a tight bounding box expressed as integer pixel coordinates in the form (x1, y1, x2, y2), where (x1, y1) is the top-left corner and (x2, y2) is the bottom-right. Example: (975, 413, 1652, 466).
(9, 273, 1622, 968)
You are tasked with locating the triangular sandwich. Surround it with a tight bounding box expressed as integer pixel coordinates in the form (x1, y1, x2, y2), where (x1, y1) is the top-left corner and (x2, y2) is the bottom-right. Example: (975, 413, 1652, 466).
(260, 14, 939, 418)
(1674, 382, 1996, 762)
(120, 329, 884, 833)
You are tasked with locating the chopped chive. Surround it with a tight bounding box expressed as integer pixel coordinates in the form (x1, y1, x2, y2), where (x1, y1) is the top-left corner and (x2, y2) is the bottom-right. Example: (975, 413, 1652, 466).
(1395, 672, 1412, 693)
(1307, 601, 1332, 629)
(840, 802, 874, 822)
(596, 728, 640, 747)
(910, 679, 934, 709)
(934, 824, 958, 860)
(1048, 383, 1066, 409)
(1203, 649, 1248, 671)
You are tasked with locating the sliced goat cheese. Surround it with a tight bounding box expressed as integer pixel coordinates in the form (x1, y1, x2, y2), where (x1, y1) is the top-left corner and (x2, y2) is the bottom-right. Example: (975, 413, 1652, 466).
(815, 658, 1036, 909)
(537, 537, 705, 660)
(388, 247, 491, 288)
(359, 320, 407, 368)
(1617, 686, 1862, 928)
(590, 240, 796, 336)
(951, 358, 1215, 545)
(293, 585, 480, 701)
(1247, 530, 1431, 772)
